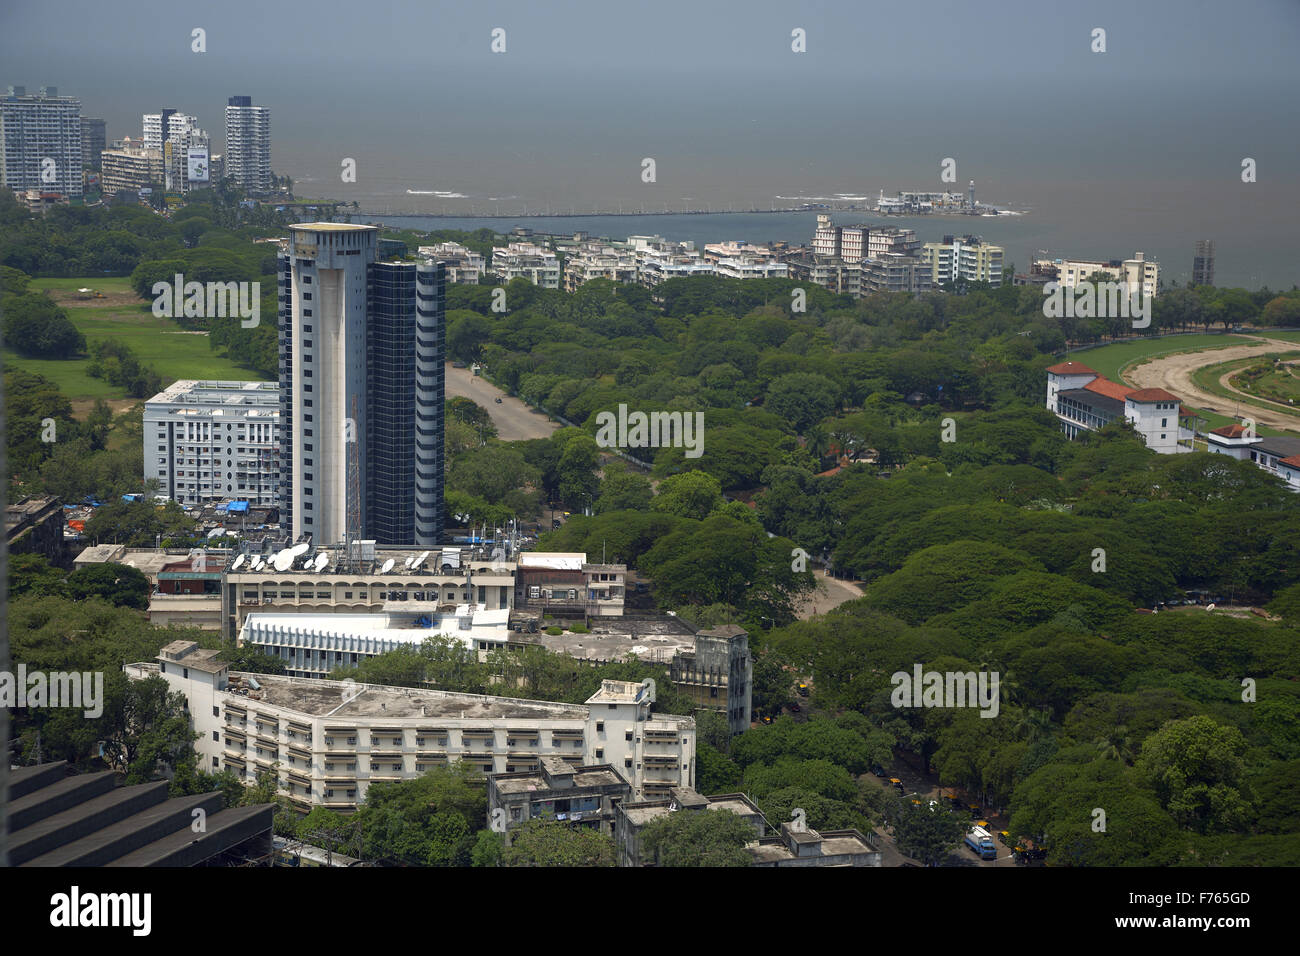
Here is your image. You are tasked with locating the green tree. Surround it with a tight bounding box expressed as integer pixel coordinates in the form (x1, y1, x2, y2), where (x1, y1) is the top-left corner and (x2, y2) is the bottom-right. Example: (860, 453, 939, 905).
(888, 796, 966, 866)
(649, 470, 723, 520)
(66, 562, 151, 609)
(1135, 715, 1253, 834)
(500, 820, 617, 866)
(638, 809, 755, 866)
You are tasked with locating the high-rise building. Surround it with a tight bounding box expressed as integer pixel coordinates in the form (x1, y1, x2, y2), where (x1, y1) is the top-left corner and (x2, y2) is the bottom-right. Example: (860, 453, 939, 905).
(143, 110, 209, 192)
(278, 224, 444, 547)
(1193, 239, 1215, 286)
(224, 95, 270, 191)
(0, 85, 83, 197)
(80, 117, 105, 170)
(98, 141, 163, 195)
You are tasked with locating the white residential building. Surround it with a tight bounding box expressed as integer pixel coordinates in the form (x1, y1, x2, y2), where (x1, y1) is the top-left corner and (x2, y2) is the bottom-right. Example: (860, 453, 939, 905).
(713, 254, 788, 280)
(491, 242, 561, 288)
(224, 95, 271, 191)
(144, 380, 281, 507)
(0, 85, 82, 197)
(1033, 252, 1159, 301)
(417, 242, 485, 284)
(125, 642, 696, 808)
(142, 111, 209, 192)
(100, 140, 164, 195)
(563, 248, 639, 291)
(921, 234, 1004, 287)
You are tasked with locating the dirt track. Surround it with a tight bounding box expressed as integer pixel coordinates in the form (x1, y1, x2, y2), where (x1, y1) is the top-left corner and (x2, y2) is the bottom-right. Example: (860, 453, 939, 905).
(1123, 335, 1300, 433)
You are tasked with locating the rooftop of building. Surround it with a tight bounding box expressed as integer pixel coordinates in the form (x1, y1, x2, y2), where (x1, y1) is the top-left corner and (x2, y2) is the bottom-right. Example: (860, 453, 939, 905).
(1045, 361, 1097, 375)
(586, 679, 652, 706)
(1127, 387, 1180, 403)
(240, 607, 509, 646)
(491, 762, 629, 795)
(522, 621, 697, 664)
(146, 379, 279, 406)
(1083, 377, 1132, 402)
(290, 222, 378, 233)
(1058, 388, 1125, 417)
(1256, 435, 1300, 458)
(747, 827, 879, 864)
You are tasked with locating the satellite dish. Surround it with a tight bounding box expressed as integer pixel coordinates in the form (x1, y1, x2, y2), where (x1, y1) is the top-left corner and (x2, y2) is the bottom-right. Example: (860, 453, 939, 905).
(290, 541, 310, 557)
(1206, 603, 1216, 611)
(249, 556, 262, 570)
(273, 549, 294, 572)
(380, 558, 395, 574)
(231, 554, 246, 571)
(403, 556, 414, 568)
(412, 550, 430, 571)
(313, 552, 329, 572)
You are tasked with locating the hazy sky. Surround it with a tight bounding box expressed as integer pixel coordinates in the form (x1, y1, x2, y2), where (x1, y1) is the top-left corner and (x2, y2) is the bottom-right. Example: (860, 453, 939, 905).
(3, 0, 1298, 283)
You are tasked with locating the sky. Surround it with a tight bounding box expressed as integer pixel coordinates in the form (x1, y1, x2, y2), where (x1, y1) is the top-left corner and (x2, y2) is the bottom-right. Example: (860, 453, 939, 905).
(2, 0, 1298, 284)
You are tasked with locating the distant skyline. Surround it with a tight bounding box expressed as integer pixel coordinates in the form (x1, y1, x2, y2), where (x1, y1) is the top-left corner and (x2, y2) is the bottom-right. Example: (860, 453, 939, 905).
(3, 0, 1297, 286)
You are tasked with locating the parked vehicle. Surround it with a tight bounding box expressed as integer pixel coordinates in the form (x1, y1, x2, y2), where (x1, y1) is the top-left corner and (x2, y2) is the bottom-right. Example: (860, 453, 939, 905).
(964, 826, 998, 860)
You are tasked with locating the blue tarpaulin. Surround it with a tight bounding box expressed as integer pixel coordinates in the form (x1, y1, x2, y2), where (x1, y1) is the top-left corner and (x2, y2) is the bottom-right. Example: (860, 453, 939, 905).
(228, 501, 250, 513)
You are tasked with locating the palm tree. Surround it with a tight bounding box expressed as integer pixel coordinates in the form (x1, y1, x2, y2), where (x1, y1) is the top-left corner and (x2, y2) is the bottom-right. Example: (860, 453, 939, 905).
(1012, 706, 1054, 744)
(1095, 726, 1134, 763)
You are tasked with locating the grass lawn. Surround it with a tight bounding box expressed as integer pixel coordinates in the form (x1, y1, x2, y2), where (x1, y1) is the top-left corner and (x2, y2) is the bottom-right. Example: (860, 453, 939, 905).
(6, 278, 267, 404)
(1251, 330, 1300, 344)
(1068, 333, 1251, 383)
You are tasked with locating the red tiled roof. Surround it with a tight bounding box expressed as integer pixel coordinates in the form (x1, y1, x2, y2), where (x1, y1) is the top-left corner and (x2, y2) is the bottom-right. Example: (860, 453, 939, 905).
(1211, 424, 1249, 438)
(1126, 387, 1180, 403)
(1280, 455, 1300, 469)
(1046, 361, 1096, 375)
(1083, 377, 1131, 401)
(1179, 406, 1195, 417)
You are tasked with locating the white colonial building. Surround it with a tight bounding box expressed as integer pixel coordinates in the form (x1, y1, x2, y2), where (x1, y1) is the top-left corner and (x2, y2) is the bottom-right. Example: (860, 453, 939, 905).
(1046, 360, 1195, 453)
(1205, 424, 1300, 491)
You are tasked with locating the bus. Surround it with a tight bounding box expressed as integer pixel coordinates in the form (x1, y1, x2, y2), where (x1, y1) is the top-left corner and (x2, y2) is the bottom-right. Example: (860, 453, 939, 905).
(964, 825, 998, 860)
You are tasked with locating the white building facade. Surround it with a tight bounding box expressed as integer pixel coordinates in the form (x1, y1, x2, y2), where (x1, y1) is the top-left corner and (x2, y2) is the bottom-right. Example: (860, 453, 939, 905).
(224, 95, 271, 191)
(126, 642, 695, 808)
(145, 380, 281, 507)
(0, 85, 82, 197)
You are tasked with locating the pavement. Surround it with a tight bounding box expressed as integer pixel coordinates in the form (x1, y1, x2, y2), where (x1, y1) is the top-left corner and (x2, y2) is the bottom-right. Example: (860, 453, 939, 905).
(795, 569, 865, 619)
(1123, 335, 1300, 433)
(444, 363, 558, 441)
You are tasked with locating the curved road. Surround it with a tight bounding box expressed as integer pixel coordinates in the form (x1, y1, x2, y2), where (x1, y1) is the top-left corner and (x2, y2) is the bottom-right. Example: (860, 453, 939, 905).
(444, 363, 558, 441)
(1123, 336, 1300, 433)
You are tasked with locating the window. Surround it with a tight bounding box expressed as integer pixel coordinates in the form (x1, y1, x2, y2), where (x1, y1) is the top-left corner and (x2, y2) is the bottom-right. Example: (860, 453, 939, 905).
(625, 757, 633, 768)
(595, 749, 603, 760)
(213, 706, 219, 717)
(596, 721, 604, 733)
(212, 731, 219, 741)
(625, 730, 633, 741)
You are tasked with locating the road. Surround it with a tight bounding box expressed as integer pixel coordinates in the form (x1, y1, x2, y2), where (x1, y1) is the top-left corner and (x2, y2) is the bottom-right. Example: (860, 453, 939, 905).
(795, 570, 864, 619)
(444, 364, 558, 441)
(1123, 335, 1300, 433)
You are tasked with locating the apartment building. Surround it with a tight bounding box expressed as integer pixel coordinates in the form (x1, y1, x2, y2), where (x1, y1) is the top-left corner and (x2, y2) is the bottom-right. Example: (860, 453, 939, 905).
(100, 140, 164, 195)
(80, 117, 105, 170)
(563, 248, 638, 291)
(417, 242, 485, 284)
(0, 85, 83, 198)
(125, 643, 696, 808)
(1205, 425, 1300, 492)
(142, 111, 210, 192)
(1192, 239, 1215, 287)
(862, 253, 931, 294)
(513, 552, 626, 618)
(220, 543, 517, 638)
(783, 252, 860, 297)
(145, 380, 280, 508)
(921, 235, 1004, 287)
(224, 95, 271, 191)
(713, 254, 788, 280)
(812, 216, 919, 262)
(487, 756, 632, 837)
(1032, 252, 1159, 300)
(491, 242, 561, 288)
(1046, 361, 1194, 454)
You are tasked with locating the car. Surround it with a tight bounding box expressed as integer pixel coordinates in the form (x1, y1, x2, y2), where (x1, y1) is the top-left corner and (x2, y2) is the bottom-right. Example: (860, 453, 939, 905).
(889, 778, 905, 793)
(494, 397, 503, 404)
